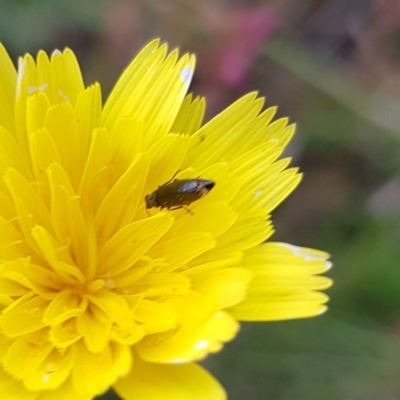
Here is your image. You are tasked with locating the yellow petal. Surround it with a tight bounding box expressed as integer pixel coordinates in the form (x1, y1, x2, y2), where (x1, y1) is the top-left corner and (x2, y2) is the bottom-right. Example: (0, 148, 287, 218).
(133, 299, 177, 335)
(0, 126, 33, 188)
(0, 332, 11, 362)
(110, 342, 133, 378)
(148, 232, 216, 272)
(114, 357, 226, 400)
(43, 103, 80, 187)
(0, 188, 18, 222)
(46, 163, 92, 273)
(0, 43, 17, 134)
(74, 83, 102, 168)
(258, 167, 302, 213)
(206, 210, 274, 256)
(29, 128, 61, 200)
(4, 168, 52, 251)
(136, 311, 239, 363)
(15, 49, 84, 158)
(3, 329, 52, 379)
(0, 294, 48, 336)
(71, 341, 125, 397)
(0, 277, 29, 297)
(144, 134, 190, 193)
(171, 94, 205, 135)
(131, 272, 190, 298)
(162, 291, 216, 326)
(236, 165, 302, 214)
(49, 318, 82, 348)
(49, 49, 84, 105)
(108, 118, 144, 182)
(97, 213, 174, 275)
(183, 93, 259, 162)
(17, 50, 83, 106)
(0, 366, 38, 400)
(186, 255, 243, 276)
(77, 127, 112, 214)
(189, 267, 253, 309)
(94, 153, 149, 245)
(86, 290, 130, 324)
(184, 93, 280, 168)
(230, 242, 332, 321)
(111, 317, 145, 347)
(76, 305, 112, 353)
(189, 162, 240, 207)
(107, 257, 155, 288)
(23, 348, 73, 391)
(163, 202, 237, 240)
(35, 379, 90, 400)
(26, 92, 50, 135)
(103, 40, 195, 148)
(43, 290, 88, 325)
(0, 262, 60, 300)
(30, 225, 85, 286)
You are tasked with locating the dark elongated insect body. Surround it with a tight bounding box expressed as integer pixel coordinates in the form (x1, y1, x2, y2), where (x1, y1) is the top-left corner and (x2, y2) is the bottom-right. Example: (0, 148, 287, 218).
(145, 178, 215, 210)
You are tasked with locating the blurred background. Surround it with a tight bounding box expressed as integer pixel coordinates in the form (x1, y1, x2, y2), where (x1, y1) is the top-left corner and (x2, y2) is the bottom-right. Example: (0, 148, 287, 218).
(1, 0, 400, 399)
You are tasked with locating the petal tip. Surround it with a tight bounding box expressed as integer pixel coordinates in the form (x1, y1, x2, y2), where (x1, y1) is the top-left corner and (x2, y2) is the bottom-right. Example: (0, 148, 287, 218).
(179, 64, 194, 86)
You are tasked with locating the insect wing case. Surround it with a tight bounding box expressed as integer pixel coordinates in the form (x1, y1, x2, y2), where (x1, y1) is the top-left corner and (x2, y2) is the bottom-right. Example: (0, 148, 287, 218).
(153, 179, 215, 209)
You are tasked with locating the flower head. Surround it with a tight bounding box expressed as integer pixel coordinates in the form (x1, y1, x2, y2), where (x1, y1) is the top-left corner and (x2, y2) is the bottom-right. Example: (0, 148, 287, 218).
(0, 40, 332, 399)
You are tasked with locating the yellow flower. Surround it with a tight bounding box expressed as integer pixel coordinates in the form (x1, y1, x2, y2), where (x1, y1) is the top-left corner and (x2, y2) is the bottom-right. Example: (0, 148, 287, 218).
(0, 40, 332, 400)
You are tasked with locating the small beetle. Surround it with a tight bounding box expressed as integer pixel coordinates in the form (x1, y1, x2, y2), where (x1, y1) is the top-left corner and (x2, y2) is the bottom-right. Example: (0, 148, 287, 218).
(145, 177, 215, 210)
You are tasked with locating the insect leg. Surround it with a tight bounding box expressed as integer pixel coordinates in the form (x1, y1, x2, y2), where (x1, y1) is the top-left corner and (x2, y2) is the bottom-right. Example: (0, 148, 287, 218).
(159, 170, 181, 187)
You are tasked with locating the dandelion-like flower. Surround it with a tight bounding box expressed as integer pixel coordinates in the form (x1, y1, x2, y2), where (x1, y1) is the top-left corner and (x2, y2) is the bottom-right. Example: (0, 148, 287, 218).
(0, 40, 332, 399)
